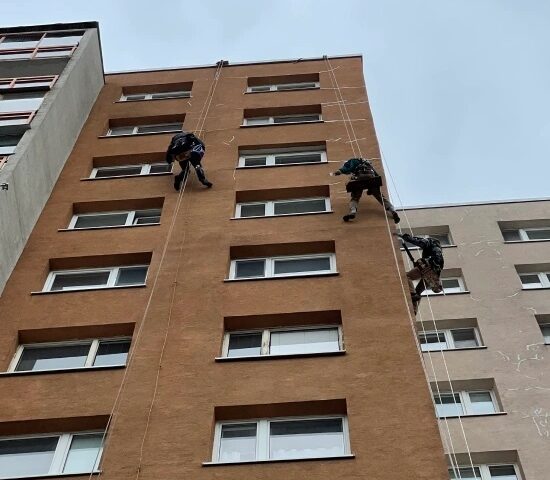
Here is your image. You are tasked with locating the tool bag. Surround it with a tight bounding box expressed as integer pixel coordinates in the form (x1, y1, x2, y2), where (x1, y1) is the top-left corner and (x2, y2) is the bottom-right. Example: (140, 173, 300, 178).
(415, 259, 443, 293)
(345, 175, 383, 193)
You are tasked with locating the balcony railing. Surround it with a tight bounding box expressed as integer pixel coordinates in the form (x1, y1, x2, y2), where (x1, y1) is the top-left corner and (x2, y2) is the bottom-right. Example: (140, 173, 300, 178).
(0, 111, 36, 127)
(0, 75, 58, 91)
(0, 46, 77, 61)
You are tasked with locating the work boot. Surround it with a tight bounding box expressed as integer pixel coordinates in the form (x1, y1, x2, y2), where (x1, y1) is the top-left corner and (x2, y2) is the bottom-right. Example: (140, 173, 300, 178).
(392, 211, 401, 224)
(411, 293, 421, 314)
(201, 179, 213, 188)
(174, 173, 184, 191)
(344, 201, 358, 222)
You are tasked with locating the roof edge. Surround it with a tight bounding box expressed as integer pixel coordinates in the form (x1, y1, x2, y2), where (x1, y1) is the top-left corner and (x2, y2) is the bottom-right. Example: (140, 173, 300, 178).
(403, 196, 550, 211)
(0, 21, 99, 34)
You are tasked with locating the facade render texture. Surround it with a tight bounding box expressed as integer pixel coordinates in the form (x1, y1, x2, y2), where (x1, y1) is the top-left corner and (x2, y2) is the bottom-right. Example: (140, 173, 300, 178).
(0, 23, 449, 480)
(402, 199, 550, 480)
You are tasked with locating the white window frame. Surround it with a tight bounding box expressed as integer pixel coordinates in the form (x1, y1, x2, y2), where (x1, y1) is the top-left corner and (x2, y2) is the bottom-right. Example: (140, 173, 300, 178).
(106, 123, 182, 136)
(238, 148, 327, 168)
(246, 81, 320, 93)
(235, 197, 331, 219)
(89, 162, 172, 179)
(119, 91, 191, 101)
(7, 337, 131, 373)
(211, 415, 350, 463)
(0, 431, 104, 480)
(422, 276, 466, 295)
(539, 323, 550, 344)
(67, 209, 161, 230)
(448, 463, 520, 480)
(222, 325, 343, 358)
(42, 265, 149, 292)
(434, 390, 498, 418)
(242, 113, 322, 126)
(519, 271, 550, 289)
(419, 327, 482, 352)
(228, 253, 336, 280)
(503, 227, 550, 242)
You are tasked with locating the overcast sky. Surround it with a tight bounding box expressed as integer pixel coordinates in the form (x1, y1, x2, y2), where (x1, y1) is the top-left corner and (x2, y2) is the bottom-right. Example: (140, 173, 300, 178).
(3, 0, 549, 207)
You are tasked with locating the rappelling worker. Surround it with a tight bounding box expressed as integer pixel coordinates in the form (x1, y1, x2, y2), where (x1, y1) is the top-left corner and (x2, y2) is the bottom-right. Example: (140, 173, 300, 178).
(331, 157, 400, 223)
(166, 131, 213, 191)
(395, 232, 444, 314)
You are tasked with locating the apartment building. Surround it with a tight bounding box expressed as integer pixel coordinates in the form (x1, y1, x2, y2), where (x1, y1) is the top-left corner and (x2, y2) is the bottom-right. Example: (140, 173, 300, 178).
(0, 22, 104, 294)
(402, 198, 550, 480)
(0, 21, 449, 480)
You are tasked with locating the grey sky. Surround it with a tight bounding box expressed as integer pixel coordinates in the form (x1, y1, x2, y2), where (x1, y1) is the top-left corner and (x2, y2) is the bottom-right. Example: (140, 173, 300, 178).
(3, 0, 549, 206)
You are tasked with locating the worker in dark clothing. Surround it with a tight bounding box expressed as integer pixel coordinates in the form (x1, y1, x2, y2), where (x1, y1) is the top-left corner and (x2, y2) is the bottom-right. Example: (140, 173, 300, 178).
(396, 233, 444, 314)
(332, 157, 400, 223)
(166, 131, 213, 191)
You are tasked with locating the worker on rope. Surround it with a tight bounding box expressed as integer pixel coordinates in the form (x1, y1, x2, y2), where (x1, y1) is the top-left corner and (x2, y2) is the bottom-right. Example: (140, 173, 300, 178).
(331, 157, 400, 223)
(395, 233, 444, 314)
(166, 131, 213, 191)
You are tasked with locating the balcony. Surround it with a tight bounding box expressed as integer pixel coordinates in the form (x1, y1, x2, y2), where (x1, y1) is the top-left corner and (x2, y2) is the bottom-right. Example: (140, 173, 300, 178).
(0, 111, 36, 134)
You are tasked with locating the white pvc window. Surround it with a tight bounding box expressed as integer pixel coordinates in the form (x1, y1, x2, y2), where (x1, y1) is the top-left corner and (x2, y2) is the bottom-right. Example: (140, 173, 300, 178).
(236, 197, 330, 218)
(106, 122, 182, 136)
(223, 326, 342, 358)
(519, 272, 550, 289)
(229, 253, 336, 280)
(434, 390, 497, 418)
(68, 209, 161, 229)
(0, 91, 45, 113)
(90, 162, 171, 179)
(423, 277, 466, 295)
(247, 81, 320, 93)
(419, 328, 481, 352)
(540, 324, 550, 344)
(120, 91, 191, 101)
(8, 338, 131, 373)
(243, 113, 322, 126)
(213, 416, 349, 463)
(502, 227, 550, 242)
(448, 464, 519, 479)
(238, 148, 327, 168)
(0, 431, 103, 479)
(43, 265, 148, 292)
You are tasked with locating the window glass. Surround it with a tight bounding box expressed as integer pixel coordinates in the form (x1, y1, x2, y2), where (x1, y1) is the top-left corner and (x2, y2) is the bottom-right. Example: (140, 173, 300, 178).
(62, 433, 102, 474)
(239, 203, 266, 218)
(235, 260, 265, 278)
(441, 278, 462, 292)
(270, 328, 339, 355)
(273, 199, 327, 215)
(434, 393, 463, 417)
(541, 324, 550, 343)
(431, 233, 451, 246)
(74, 213, 128, 229)
(94, 166, 143, 178)
(227, 333, 263, 357)
(13, 79, 53, 89)
(149, 163, 172, 174)
(0, 51, 33, 60)
(269, 418, 344, 460)
(245, 117, 270, 126)
(136, 123, 181, 134)
(51, 271, 110, 291)
(273, 115, 320, 124)
(0, 34, 41, 50)
(451, 329, 478, 348)
(150, 91, 190, 99)
(0, 91, 44, 113)
(419, 332, 447, 351)
(276, 82, 317, 91)
(273, 257, 331, 275)
(115, 266, 147, 286)
(108, 126, 135, 136)
(489, 465, 518, 479)
(124, 94, 147, 101)
(526, 229, 550, 240)
(242, 156, 267, 167)
(502, 230, 521, 241)
(448, 467, 481, 479)
(0, 436, 58, 477)
(133, 209, 161, 225)
(274, 153, 322, 165)
(219, 423, 257, 462)
(34, 49, 73, 58)
(468, 392, 496, 415)
(249, 85, 271, 92)
(93, 340, 130, 366)
(520, 274, 541, 286)
(41, 33, 82, 47)
(0, 134, 21, 154)
(16, 343, 91, 371)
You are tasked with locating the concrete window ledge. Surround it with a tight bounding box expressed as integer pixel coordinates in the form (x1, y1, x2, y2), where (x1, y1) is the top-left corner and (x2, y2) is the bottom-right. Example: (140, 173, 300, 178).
(97, 131, 180, 139)
(202, 454, 355, 467)
(230, 211, 333, 220)
(58, 223, 160, 232)
(31, 284, 147, 295)
(235, 163, 327, 170)
(0, 365, 125, 377)
(240, 120, 324, 128)
(422, 346, 488, 353)
(81, 173, 172, 181)
(215, 350, 346, 362)
(438, 412, 508, 420)
(224, 272, 339, 283)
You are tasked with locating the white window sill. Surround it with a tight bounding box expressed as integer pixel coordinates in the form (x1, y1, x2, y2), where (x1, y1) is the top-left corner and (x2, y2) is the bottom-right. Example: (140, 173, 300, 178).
(245, 87, 320, 94)
(0, 470, 100, 480)
(0, 364, 125, 377)
(240, 120, 323, 128)
(400, 244, 457, 250)
(203, 454, 355, 467)
(236, 162, 326, 169)
(521, 286, 550, 291)
(421, 346, 487, 353)
(58, 223, 160, 232)
(505, 239, 550, 244)
(224, 272, 339, 282)
(231, 211, 333, 220)
(215, 350, 346, 362)
(114, 96, 192, 103)
(31, 284, 147, 295)
(437, 412, 507, 420)
(98, 130, 181, 139)
(421, 290, 470, 297)
(81, 172, 171, 181)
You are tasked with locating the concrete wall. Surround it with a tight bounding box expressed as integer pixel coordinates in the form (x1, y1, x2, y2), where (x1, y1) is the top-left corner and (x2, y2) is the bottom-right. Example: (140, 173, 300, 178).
(403, 200, 550, 478)
(0, 28, 104, 295)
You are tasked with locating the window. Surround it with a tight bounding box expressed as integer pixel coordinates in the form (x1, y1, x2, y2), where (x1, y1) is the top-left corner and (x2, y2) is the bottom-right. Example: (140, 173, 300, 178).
(68, 209, 161, 229)
(243, 114, 322, 126)
(213, 416, 349, 463)
(448, 464, 519, 479)
(419, 327, 481, 351)
(0, 76, 57, 91)
(540, 324, 550, 344)
(223, 326, 342, 358)
(90, 162, 171, 179)
(0, 134, 22, 155)
(0, 31, 82, 61)
(422, 277, 467, 295)
(238, 148, 327, 168)
(106, 122, 182, 136)
(502, 227, 550, 242)
(9, 338, 131, 373)
(519, 272, 550, 289)
(43, 265, 148, 292)
(120, 91, 191, 101)
(229, 254, 336, 280)
(434, 390, 497, 417)
(0, 431, 102, 479)
(0, 91, 45, 113)
(236, 197, 330, 218)
(247, 81, 320, 93)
